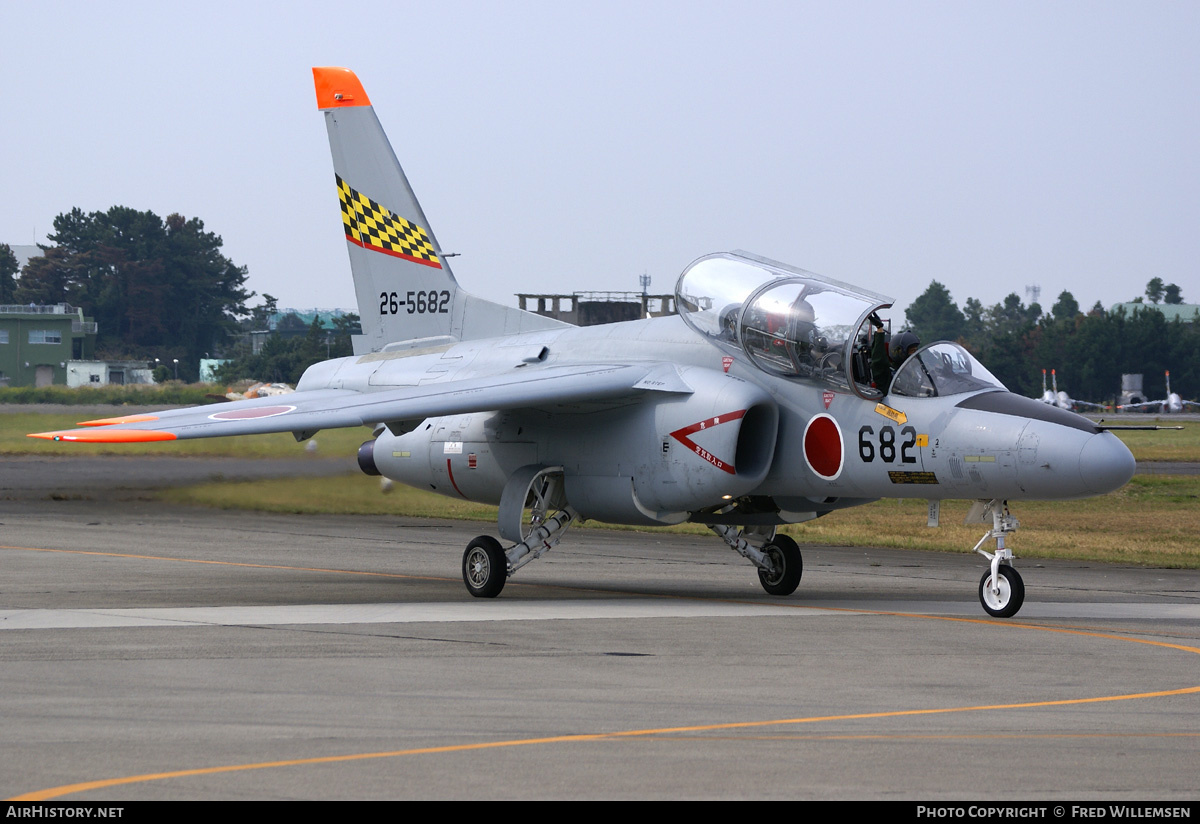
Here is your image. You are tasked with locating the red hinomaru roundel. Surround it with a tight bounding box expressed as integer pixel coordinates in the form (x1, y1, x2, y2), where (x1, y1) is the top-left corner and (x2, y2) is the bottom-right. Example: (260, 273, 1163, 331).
(803, 413, 843, 480)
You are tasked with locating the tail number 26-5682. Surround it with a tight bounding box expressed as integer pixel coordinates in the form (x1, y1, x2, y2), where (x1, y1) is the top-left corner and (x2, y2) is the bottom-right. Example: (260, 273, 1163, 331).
(380, 290, 451, 315)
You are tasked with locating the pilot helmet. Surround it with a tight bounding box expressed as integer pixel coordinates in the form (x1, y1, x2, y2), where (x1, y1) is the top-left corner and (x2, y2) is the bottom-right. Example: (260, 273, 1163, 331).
(888, 331, 921, 366)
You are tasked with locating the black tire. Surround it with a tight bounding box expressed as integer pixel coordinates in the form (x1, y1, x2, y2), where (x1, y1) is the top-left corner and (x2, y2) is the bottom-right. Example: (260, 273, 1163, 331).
(978, 564, 1025, 618)
(463, 536, 507, 598)
(758, 534, 803, 596)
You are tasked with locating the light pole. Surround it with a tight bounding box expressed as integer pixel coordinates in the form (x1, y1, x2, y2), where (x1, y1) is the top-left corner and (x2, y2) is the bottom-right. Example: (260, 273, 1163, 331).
(173, 358, 179, 381)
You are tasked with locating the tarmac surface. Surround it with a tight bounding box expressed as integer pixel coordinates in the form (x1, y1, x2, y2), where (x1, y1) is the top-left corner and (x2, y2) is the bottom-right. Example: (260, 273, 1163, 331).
(1, 455, 1198, 800)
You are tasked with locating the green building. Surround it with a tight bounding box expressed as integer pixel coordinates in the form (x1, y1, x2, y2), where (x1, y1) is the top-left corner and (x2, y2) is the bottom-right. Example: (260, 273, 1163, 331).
(1107, 302, 1200, 323)
(248, 309, 358, 354)
(0, 304, 98, 387)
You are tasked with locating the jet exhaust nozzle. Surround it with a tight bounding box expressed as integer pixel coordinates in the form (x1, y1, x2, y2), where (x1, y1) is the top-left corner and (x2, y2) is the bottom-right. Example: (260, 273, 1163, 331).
(357, 439, 380, 476)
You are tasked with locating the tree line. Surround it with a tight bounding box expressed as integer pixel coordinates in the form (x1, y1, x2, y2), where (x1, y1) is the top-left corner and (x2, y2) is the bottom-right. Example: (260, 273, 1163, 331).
(903, 280, 1199, 403)
(212, 299, 359, 386)
(1, 206, 356, 384)
(4, 205, 1193, 398)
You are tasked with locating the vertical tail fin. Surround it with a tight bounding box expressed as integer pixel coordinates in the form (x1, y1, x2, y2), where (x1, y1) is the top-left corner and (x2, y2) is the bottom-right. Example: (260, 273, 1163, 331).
(313, 67, 565, 353)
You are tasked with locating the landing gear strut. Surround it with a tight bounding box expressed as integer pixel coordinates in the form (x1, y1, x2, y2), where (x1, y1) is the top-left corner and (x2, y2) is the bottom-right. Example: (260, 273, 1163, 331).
(461, 467, 577, 598)
(709, 523, 803, 596)
(969, 499, 1025, 618)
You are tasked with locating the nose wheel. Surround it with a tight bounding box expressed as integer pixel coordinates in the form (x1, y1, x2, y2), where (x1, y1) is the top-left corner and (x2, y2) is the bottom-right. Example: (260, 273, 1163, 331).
(969, 499, 1025, 617)
(978, 564, 1024, 618)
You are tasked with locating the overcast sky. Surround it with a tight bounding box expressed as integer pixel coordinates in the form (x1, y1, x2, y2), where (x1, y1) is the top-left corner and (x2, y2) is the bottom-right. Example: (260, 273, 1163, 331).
(3, 1, 1197, 323)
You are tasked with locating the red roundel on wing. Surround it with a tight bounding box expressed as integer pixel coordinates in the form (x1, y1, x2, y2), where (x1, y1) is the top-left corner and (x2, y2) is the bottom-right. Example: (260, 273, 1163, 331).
(208, 405, 296, 421)
(803, 414, 843, 480)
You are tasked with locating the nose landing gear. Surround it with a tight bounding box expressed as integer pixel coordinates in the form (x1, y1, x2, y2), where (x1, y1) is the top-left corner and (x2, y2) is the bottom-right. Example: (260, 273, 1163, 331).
(978, 564, 1024, 618)
(968, 499, 1025, 618)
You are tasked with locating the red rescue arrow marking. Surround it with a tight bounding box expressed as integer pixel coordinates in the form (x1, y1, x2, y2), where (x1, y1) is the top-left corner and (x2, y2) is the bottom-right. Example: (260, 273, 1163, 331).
(668, 410, 747, 475)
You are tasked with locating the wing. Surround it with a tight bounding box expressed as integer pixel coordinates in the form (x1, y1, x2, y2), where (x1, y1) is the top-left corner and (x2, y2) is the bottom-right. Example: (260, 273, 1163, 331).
(29, 363, 689, 443)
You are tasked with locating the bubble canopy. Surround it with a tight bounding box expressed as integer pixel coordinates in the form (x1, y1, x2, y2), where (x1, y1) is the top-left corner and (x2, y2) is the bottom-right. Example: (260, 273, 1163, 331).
(890, 342, 1007, 398)
(676, 251, 893, 396)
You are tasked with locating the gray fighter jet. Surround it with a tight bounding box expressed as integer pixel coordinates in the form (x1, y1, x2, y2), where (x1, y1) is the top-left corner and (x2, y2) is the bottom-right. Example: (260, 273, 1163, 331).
(1038, 369, 1106, 412)
(31, 67, 1137, 618)
(1119, 371, 1198, 414)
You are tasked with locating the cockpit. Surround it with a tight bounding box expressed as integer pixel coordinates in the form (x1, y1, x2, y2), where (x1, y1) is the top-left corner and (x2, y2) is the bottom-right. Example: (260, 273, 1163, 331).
(889, 342, 1006, 398)
(675, 252, 1005, 400)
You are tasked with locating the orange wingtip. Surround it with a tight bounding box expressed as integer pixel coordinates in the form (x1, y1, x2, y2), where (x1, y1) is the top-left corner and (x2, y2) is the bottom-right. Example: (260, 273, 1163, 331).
(77, 414, 160, 427)
(313, 67, 371, 109)
(28, 430, 177, 443)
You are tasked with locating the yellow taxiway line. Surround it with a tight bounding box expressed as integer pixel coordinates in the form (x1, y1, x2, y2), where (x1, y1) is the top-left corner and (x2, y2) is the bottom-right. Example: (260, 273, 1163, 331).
(5, 541, 1199, 800)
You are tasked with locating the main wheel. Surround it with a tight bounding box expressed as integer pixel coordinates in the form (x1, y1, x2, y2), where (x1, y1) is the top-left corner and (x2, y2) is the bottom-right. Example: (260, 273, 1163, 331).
(463, 536, 507, 598)
(978, 564, 1025, 618)
(758, 535, 803, 596)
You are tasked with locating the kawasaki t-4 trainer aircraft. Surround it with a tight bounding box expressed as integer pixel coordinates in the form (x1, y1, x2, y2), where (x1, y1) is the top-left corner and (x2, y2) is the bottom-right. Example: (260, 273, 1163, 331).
(1038, 369, 1107, 412)
(31, 67, 1137, 618)
(1119, 371, 1199, 414)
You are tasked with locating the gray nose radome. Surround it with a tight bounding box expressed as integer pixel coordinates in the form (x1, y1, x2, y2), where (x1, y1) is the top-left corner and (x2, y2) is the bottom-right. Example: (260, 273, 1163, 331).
(1079, 432, 1136, 495)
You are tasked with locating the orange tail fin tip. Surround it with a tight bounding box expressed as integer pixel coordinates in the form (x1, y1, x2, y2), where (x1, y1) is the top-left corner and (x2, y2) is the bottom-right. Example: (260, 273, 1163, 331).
(313, 67, 371, 109)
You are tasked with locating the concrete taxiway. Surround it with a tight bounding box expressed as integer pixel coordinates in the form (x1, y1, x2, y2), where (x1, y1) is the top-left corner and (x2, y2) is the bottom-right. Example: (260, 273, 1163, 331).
(2, 489, 1198, 801)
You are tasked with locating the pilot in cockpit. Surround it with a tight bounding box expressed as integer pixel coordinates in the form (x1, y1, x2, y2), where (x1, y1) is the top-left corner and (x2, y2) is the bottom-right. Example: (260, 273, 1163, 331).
(774, 295, 818, 374)
(790, 296, 817, 354)
(869, 312, 920, 394)
(718, 304, 741, 341)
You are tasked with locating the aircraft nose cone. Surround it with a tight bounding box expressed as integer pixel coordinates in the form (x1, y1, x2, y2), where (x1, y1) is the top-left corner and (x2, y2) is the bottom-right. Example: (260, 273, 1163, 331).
(1078, 432, 1135, 495)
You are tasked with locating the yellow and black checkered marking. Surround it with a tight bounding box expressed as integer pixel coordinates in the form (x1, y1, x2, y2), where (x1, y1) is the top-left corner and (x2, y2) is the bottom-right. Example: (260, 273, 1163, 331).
(336, 175, 441, 268)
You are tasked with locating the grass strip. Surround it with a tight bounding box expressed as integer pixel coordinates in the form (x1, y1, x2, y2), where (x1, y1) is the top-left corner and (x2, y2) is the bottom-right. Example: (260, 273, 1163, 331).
(158, 473, 1200, 568)
(0, 384, 216, 406)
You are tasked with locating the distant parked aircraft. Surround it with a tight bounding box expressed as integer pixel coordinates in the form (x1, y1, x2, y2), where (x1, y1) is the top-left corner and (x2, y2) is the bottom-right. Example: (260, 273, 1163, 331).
(1119, 371, 1198, 413)
(1038, 369, 1105, 412)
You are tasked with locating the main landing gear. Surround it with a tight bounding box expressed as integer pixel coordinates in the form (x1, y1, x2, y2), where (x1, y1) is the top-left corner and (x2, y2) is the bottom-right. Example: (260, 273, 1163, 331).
(968, 499, 1025, 618)
(461, 506, 577, 598)
(709, 523, 803, 596)
(459, 464, 805, 599)
(464, 518, 804, 599)
(758, 535, 803, 596)
(461, 467, 577, 598)
(462, 536, 507, 598)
